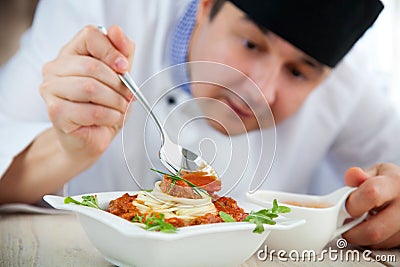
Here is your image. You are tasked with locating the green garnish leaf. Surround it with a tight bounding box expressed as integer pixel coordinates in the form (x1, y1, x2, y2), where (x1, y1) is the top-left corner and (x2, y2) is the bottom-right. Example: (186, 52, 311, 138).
(219, 211, 235, 222)
(64, 195, 101, 209)
(244, 199, 290, 234)
(142, 213, 177, 233)
(64, 196, 82, 205)
(252, 221, 266, 234)
(272, 199, 290, 214)
(132, 215, 144, 223)
(168, 179, 177, 194)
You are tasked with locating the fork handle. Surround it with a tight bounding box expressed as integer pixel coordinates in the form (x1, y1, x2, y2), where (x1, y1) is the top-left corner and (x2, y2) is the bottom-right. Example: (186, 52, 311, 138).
(98, 26, 167, 145)
(118, 73, 167, 144)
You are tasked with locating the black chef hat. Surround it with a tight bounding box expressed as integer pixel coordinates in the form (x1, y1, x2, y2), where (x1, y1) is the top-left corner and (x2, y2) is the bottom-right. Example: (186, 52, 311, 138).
(229, 0, 383, 67)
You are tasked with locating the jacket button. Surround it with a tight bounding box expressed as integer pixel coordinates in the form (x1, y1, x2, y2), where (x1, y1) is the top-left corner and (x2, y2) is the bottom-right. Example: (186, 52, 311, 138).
(167, 96, 176, 105)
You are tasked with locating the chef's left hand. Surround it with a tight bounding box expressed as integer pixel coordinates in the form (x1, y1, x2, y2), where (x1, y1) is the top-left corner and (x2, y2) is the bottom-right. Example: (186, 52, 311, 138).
(343, 163, 400, 249)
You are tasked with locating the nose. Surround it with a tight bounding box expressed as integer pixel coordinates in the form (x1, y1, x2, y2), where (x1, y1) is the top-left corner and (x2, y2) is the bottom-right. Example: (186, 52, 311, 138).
(250, 62, 280, 105)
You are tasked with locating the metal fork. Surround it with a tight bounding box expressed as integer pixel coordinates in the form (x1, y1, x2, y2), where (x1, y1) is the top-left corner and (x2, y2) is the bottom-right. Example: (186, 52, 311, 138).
(98, 26, 217, 177)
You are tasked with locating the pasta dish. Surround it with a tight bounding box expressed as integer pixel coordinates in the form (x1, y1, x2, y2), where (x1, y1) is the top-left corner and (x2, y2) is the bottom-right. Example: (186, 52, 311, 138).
(106, 170, 249, 229)
(64, 169, 290, 233)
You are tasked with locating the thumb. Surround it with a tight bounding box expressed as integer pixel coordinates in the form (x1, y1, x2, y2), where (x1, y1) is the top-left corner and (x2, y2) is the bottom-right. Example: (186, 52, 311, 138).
(345, 167, 369, 187)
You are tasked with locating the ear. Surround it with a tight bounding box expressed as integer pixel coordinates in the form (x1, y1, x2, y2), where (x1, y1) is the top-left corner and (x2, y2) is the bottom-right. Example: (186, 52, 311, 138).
(196, 0, 215, 24)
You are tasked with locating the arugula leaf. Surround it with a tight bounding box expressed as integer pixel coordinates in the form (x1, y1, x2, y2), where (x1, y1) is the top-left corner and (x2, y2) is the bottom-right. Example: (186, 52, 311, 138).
(64, 196, 81, 205)
(219, 211, 235, 222)
(132, 215, 144, 223)
(272, 199, 291, 213)
(244, 199, 290, 234)
(64, 195, 101, 209)
(133, 213, 177, 233)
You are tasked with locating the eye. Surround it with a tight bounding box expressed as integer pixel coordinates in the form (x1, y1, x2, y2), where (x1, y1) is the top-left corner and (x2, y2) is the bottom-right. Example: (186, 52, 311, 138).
(243, 39, 257, 50)
(289, 67, 305, 80)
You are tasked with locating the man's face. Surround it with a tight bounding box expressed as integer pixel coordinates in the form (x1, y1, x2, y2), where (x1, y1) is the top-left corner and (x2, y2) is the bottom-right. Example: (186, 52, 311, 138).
(188, 0, 331, 135)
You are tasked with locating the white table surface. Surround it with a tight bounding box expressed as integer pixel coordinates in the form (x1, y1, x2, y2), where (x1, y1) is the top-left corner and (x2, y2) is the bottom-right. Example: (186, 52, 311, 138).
(1, 212, 399, 267)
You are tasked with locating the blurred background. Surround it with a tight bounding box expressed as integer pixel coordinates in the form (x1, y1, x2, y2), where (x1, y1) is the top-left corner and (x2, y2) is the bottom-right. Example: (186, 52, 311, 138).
(0, 0, 38, 66)
(355, 0, 400, 111)
(0, 0, 398, 110)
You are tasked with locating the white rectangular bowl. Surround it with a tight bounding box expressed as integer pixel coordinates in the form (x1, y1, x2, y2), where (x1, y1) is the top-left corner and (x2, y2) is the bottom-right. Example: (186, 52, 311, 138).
(44, 191, 304, 267)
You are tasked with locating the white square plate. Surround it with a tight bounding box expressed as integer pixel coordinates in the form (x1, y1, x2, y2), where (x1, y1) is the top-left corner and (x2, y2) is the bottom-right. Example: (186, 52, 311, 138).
(44, 191, 304, 267)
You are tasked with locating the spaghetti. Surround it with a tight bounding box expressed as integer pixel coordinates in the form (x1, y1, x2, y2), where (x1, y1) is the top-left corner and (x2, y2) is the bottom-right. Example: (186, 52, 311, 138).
(132, 181, 217, 220)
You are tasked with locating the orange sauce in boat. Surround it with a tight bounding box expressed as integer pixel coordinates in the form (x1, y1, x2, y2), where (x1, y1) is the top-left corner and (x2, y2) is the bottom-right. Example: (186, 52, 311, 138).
(283, 201, 332, 209)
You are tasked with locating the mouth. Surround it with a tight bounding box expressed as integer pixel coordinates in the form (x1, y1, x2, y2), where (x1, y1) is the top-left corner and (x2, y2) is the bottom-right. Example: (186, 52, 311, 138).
(224, 97, 254, 118)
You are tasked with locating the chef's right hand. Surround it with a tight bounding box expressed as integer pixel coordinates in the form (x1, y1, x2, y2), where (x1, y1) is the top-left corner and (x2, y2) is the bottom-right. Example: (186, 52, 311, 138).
(40, 25, 135, 160)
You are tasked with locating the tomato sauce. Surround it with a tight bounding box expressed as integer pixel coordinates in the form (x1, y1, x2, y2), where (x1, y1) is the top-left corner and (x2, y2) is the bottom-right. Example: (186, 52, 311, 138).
(106, 193, 248, 228)
(181, 171, 221, 193)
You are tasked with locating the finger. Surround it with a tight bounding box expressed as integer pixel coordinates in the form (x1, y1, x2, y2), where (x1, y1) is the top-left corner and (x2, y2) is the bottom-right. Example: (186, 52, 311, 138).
(342, 202, 400, 247)
(107, 25, 135, 65)
(369, 231, 400, 250)
(59, 25, 132, 74)
(345, 176, 397, 217)
(345, 167, 368, 187)
(42, 55, 133, 101)
(42, 76, 130, 114)
(363, 163, 400, 178)
(45, 97, 123, 134)
(68, 103, 124, 132)
(364, 165, 379, 177)
(369, 162, 400, 177)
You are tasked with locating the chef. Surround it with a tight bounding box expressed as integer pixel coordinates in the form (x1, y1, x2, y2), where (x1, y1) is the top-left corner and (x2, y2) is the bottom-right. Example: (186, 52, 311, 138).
(1, 0, 399, 248)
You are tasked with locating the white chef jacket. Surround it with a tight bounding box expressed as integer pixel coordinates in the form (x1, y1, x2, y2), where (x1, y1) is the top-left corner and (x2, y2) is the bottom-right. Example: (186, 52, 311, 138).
(1, 0, 399, 200)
